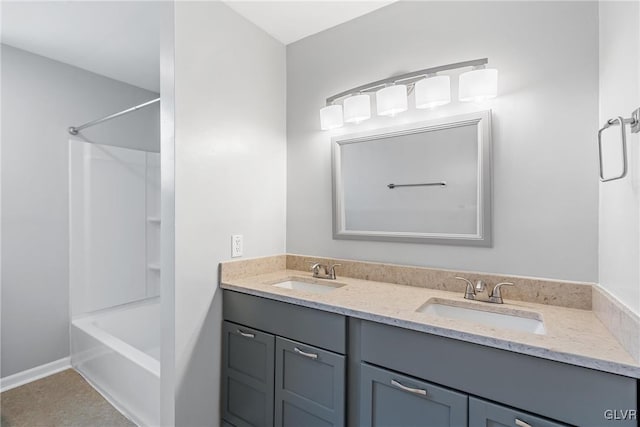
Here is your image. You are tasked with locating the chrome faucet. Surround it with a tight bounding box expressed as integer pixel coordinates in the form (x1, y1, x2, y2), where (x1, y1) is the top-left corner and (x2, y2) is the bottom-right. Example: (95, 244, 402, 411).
(455, 277, 514, 304)
(308, 262, 341, 280)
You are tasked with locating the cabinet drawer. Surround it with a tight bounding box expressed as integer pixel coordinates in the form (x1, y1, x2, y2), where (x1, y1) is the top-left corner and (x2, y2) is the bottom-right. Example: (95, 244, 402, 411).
(222, 321, 275, 427)
(223, 290, 346, 354)
(360, 362, 468, 427)
(360, 320, 637, 426)
(469, 397, 569, 427)
(275, 337, 345, 427)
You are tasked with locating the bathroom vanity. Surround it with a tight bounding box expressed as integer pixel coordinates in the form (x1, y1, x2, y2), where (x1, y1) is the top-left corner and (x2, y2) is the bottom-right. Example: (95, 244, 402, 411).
(219, 256, 640, 427)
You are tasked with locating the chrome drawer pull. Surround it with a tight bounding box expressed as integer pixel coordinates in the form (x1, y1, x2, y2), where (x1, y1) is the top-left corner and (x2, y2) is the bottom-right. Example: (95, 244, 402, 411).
(391, 379, 427, 396)
(236, 329, 255, 338)
(515, 419, 532, 427)
(294, 347, 318, 359)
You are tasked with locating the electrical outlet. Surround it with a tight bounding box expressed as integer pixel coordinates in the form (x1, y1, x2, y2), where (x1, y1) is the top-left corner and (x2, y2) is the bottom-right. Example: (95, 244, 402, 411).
(231, 234, 243, 258)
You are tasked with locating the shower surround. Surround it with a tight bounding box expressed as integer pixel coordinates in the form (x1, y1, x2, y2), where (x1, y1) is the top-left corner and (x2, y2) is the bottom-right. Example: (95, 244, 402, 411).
(68, 140, 161, 425)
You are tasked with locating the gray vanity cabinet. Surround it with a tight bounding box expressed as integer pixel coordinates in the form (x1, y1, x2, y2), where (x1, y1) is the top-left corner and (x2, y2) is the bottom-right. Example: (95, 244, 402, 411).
(274, 337, 345, 427)
(359, 320, 637, 427)
(222, 291, 348, 427)
(222, 291, 638, 427)
(360, 363, 468, 427)
(469, 397, 569, 427)
(222, 321, 275, 427)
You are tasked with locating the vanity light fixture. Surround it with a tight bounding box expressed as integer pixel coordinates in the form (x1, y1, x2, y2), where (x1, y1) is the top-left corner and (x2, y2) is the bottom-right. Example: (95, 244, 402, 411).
(343, 93, 371, 124)
(376, 84, 408, 117)
(415, 75, 451, 109)
(459, 66, 498, 102)
(320, 104, 344, 130)
(320, 58, 496, 130)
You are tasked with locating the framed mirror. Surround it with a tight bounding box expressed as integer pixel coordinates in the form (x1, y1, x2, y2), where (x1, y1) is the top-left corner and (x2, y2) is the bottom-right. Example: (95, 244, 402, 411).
(332, 110, 492, 246)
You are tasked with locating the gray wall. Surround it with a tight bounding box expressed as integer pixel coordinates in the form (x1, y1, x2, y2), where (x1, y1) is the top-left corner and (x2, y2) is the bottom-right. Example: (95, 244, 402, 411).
(1, 45, 159, 377)
(173, 2, 286, 425)
(286, 1, 599, 282)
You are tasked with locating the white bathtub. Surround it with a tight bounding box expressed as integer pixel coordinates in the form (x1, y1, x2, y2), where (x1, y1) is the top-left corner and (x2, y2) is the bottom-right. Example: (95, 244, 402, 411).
(71, 298, 160, 426)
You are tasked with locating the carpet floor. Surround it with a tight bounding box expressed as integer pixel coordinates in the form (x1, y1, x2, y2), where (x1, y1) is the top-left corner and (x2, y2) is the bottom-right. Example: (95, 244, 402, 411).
(0, 369, 135, 427)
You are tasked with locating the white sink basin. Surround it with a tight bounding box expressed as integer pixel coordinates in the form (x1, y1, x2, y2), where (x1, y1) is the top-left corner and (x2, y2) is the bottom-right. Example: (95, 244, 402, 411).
(272, 278, 345, 294)
(417, 299, 546, 335)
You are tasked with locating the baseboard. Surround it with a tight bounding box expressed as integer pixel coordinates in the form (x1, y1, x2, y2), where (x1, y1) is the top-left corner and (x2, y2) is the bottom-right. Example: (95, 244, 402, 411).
(0, 357, 71, 393)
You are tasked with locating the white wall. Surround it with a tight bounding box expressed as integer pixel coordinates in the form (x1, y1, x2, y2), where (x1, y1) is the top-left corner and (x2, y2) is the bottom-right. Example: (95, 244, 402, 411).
(1, 45, 159, 378)
(173, 2, 286, 425)
(287, 1, 599, 282)
(159, 3, 175, 424)
(598, 0, 640, 315)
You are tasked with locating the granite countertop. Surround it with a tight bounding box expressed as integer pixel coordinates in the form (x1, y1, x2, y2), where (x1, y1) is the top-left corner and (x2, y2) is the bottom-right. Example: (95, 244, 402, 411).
(221, 269, 640, 379)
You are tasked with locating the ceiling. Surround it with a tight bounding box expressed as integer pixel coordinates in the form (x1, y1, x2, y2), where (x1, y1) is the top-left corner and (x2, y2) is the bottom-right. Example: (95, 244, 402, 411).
(1, 1, 164, 92)
(1, 1, 393, 92)
(225, 1, 395, 45)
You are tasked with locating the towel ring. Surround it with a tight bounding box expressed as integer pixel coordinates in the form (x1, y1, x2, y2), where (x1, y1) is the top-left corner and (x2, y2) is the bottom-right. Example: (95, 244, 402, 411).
(598, 116, 628, 182)
(598, 108, 640, 183)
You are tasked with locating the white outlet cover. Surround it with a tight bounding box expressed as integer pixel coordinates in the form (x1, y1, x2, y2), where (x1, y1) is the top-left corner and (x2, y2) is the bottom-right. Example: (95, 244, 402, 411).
(231, 234, 243, 258)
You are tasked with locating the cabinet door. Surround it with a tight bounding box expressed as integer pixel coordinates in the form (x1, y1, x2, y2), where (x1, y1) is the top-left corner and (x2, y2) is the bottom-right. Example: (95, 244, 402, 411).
(274, 337, 345, 427)
(469, 397, 570, 427)
(222, 321, 275, 427)
(360, 363, 468, 427)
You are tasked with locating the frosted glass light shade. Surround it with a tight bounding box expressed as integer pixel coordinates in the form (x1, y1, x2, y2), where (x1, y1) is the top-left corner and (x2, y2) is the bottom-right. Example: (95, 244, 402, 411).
(343, 94, 371, 123)
(376, 85, 408, 116)
(459, 68, 498, 102)
(415, 75, 451, 109)
(320, 104, 344, 130)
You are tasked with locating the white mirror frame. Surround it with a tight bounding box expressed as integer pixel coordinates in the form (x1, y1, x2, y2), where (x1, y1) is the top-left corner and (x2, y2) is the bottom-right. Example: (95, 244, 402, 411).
(332, 110, 492, 246)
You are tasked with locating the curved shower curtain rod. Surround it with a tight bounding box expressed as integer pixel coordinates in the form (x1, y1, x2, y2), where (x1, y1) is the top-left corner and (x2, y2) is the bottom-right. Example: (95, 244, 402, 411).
(68, 97, 160, 135)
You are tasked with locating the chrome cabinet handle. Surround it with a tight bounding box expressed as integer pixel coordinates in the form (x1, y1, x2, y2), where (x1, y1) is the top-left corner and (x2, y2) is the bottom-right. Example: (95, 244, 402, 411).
(236, 329, 255, 338)
(515, 419, 532, 427)
(294, 347, 318, 359)
(390, 379, 427, 396)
